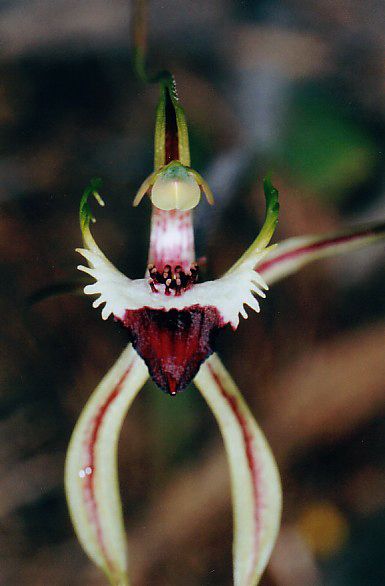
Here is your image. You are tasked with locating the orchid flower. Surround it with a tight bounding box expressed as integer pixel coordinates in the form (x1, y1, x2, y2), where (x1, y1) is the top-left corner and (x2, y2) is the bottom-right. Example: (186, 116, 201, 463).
(64, 8, 385, 586)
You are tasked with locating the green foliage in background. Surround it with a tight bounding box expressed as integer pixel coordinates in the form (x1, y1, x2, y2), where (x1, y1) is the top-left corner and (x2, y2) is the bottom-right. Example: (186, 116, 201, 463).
(281, 85, 377, 200)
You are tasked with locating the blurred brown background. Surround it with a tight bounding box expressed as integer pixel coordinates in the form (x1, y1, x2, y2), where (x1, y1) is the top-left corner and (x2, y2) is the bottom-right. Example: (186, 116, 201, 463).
(1, 1, 385, 584)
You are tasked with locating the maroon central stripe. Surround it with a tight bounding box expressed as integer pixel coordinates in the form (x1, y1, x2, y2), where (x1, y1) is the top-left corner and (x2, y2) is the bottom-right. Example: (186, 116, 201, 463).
(81, 362, 134, 572)
(165, 89, 179, 163)
(122, 306, 223, 395)
(208, 364, 260, 576)
(258, 229, 375, 276)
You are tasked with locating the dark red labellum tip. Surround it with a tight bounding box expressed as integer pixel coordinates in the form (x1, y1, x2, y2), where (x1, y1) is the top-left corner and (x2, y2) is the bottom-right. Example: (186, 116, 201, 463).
(121, 305, 224, 395)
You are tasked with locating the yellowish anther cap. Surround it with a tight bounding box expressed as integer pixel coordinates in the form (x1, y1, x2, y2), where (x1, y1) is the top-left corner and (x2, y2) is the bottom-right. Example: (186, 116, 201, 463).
(151, 173, 201, 211)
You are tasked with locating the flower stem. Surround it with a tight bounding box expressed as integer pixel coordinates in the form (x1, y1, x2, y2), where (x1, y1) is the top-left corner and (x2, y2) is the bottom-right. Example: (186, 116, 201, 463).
(131, 0, 191, 169)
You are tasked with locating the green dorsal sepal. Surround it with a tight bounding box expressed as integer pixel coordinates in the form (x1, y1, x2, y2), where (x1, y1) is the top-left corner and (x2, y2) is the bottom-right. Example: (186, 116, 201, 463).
(154, 76, 190, 170)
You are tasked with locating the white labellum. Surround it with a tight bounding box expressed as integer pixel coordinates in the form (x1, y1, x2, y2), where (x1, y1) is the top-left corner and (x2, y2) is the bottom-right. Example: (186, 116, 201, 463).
(77, 249, 269, 329)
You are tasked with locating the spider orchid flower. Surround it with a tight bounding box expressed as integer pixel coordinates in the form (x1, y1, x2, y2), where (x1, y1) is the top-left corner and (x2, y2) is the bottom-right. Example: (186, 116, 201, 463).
(65, 73, 385, 586)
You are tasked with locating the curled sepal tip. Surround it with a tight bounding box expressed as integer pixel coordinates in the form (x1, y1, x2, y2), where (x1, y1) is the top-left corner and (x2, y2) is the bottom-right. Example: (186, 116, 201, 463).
(79, 178, 106, 254)
(194, 355, 282, 586)
(65, 345, 149, 586)
(229, 176, 279, 274)
(260, 175, 279, 250)
(80, 178, 104, 228)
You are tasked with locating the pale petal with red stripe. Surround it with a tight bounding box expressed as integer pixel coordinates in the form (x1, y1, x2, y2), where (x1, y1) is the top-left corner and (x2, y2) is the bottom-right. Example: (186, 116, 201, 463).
(194, 355, 282, 586)
(256, 221, 385, 286)
(65, 345, 149, 586)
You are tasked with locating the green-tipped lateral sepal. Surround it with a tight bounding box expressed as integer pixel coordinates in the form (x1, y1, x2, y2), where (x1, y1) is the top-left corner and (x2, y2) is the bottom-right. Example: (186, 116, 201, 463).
(133, 161, 214, 211)
(79, 178, 106, 253)
(229, 176, 279, 274)
(259, 176, 280, 250)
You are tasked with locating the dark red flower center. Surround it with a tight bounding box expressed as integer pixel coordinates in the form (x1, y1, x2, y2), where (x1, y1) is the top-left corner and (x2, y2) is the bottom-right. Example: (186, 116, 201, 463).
(120, 305, 224, 395)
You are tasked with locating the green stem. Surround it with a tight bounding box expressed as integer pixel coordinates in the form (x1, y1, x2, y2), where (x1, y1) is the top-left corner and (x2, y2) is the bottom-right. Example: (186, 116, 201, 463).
(131, 0, 191, 169)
